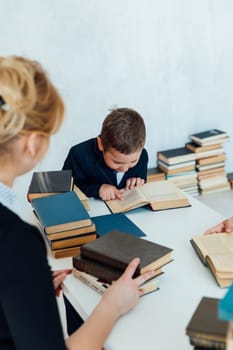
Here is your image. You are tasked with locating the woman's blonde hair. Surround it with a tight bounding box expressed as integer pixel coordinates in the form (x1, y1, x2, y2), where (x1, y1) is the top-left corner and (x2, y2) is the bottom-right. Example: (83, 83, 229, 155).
(0, 56, 64, 146)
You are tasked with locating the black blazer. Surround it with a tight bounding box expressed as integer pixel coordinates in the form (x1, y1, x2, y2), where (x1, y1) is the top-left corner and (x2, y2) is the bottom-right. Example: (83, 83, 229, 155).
(63, 138, 148, 198)
(0, 204, 66, 350)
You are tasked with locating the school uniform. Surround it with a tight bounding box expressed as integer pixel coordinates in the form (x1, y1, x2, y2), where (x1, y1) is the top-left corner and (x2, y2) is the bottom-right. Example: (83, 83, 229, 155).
(63, 137, 148, 198)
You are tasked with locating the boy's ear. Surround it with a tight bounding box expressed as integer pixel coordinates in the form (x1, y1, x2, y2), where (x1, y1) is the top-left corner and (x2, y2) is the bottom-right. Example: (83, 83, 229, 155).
(97, 136, 104, 151)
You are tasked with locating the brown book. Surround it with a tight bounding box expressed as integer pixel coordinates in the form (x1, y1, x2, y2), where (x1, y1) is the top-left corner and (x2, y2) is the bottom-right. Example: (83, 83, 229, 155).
(190, 233, 233, 287)
(197, 153, 226, 165)
(73, 254, 163, 283)
(72, 268, 159, 296)
(186, 142, 223, 153)
(186, 297, 229, 348)
(147, 167, 166, 182)
(47, 232, 97, 250)
(105, 181, 190, 213)
(158, 163, 195, 175)
(73, 184, 90, 211)
(52, 246, 81, 259)
(80, 229, 173, 275)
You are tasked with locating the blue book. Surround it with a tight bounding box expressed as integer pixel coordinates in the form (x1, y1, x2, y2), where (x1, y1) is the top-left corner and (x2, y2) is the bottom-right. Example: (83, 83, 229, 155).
(219, 284, 233, 321)
(31, 191, 92, 234)
(92, 213, 146, 237)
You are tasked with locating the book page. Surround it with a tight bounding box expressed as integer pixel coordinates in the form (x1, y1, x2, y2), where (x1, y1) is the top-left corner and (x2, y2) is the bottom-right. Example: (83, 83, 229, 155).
(140, 181, 186, 201)
(192, 233, 233, 259)
(106, 187, 148, 213)
(207, 254, 233, 273)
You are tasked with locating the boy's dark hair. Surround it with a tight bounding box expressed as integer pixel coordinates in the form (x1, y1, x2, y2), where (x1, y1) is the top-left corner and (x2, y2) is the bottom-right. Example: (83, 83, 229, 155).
(100, 108, 146, 154)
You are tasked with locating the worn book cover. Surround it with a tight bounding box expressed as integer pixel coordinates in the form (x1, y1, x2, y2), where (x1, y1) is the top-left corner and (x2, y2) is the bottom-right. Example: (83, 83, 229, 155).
(31, 191, 92, 234)
(27, 170, 73, 201)
(105, 181, 191, 213)
(186, 297, 228, 344)
(80, 229, 173, 274)
(92, 212, 146, 237)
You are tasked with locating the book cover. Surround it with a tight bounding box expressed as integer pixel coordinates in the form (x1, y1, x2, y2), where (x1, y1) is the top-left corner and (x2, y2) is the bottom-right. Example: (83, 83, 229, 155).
(92, 213, 146, 237)
(157, 147, 196, 165)
(219, 284, 233, 321)
(31, 191, 92, 233)
(186, 297, 228, 343)
(27, 170, 73, 201)
(105, 181, 191, 213)
(80, 229, 173, 275)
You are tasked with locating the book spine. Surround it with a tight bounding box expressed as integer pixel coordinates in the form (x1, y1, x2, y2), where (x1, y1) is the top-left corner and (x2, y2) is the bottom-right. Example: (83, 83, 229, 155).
(73, 269, 109, 295)
(81, 247, 140, 276)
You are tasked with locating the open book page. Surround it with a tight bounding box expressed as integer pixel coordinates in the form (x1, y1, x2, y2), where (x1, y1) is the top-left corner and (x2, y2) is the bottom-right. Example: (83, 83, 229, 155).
(140, 181, 186, 201)
(106, 187, 148, 213)
(207, 254, 233, 274)
(192, 233, 233, 259)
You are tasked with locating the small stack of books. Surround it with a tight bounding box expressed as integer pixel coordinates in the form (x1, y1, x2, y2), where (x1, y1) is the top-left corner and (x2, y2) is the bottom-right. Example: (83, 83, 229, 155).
(157, 147, 199, 196)
(190, 232, 233, 287)
(187, 129, 230, 195)
(186, 297, 229, 349)
(72, 229, 173, 296)
(147, 167, 166, 182)
(31, 191, 96, 258)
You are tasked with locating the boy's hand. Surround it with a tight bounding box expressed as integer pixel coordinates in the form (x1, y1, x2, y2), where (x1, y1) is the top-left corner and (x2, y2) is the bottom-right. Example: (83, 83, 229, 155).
(52, 269, 72, 297)
(204, 217, 233, 235)
(125, 177, 145, 190)
(99, 184, 124, 201)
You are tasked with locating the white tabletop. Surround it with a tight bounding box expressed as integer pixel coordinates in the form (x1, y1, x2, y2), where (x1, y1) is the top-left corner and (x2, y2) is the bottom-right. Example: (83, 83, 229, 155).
(50, 196, 227, 350)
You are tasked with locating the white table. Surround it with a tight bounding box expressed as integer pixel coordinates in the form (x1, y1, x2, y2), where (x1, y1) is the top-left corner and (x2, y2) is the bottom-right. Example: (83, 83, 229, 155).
(50, 196, 227, 350)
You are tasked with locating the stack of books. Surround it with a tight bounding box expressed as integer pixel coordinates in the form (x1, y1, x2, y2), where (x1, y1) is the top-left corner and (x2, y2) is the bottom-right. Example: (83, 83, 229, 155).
(190, 232, 233, 287)
(187, 129, 230, 195)
(186, 297, 229, 349)
(31, 191, 96, 258)
(157, 147, 199, 196)
(72, 229, 173, 296)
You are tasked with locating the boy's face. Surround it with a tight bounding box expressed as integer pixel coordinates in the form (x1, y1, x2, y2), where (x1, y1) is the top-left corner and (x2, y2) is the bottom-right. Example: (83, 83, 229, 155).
(102, 147, 142, 172)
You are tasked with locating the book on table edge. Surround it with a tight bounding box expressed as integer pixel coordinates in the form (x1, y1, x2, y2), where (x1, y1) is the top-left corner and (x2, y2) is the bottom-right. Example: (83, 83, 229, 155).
(186, 297, 229, 346)
(72, 268, 159, 296)
(80, 229, 173, 275)
(27, 170, 73, 201)
(105, 180, 191, 214)
(92, 212, 146, 237)
(73, 254, 164, 283)
(31, 191, 92, 234)
(190, 233, 233, 288)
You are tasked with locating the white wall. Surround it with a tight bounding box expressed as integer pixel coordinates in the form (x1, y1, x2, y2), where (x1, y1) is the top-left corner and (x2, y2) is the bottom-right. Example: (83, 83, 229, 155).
(1, 0, 233, 205)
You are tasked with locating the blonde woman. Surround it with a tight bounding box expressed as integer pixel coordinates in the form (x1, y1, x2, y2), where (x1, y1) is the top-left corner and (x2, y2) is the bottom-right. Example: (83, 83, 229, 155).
(0, 56, 156, 350)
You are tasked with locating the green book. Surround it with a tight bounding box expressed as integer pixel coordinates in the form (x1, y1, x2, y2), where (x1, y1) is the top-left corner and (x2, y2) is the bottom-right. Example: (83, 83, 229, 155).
(31, 191, 92, 234)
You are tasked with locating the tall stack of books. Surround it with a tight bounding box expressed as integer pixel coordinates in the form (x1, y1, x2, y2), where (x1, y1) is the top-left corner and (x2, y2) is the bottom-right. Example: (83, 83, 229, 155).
(187, 129, 230, 195)
(31, 191, 96, 258)
(157, 147, 199, 196)
(72, 229, 173, 296)
(186, 297, 230, 349)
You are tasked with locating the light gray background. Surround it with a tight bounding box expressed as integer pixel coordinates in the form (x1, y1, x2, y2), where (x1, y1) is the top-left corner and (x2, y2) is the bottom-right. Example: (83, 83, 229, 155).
(1, 1, 233, 205)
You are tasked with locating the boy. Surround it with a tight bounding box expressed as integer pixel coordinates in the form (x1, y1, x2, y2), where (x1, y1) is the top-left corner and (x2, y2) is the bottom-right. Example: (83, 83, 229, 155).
(63, 108, 148, 200)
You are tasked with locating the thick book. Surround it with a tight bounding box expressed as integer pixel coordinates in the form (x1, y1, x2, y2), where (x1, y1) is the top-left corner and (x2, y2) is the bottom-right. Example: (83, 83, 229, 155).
(190, 233, 233, 287)
(186, 142, 223, 153)
(80, 229, 173, 275)
(190, 129, 229, 146)
(73, 268, 159, 296)
(27, 170, 73, 201)
(73, 254, 163, 283)
(92, 212, 146, 237)
(196, 153, 226, 166)
(47, 232, 97, 250)
(31, 191, 92, 234)
(105, 181, 191, 213)
(52, 246, 81, 259)
(157, 147, 196, 165)
(186, 297, 229, 348)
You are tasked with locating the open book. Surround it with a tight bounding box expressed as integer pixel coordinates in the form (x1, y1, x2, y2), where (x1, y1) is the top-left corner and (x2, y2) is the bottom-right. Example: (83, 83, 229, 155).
(105, 181, 191, 213)
(190, 233, 233, 287)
